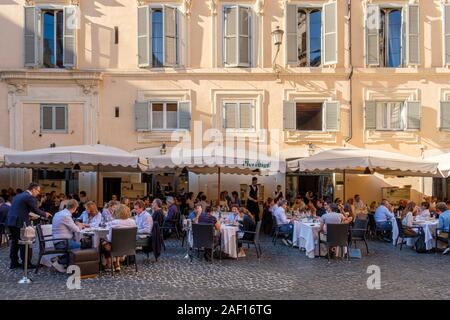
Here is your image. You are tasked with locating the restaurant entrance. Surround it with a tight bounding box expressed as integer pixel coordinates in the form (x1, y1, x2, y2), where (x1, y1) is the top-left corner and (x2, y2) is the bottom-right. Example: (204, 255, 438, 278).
(286, 173, 334, 203)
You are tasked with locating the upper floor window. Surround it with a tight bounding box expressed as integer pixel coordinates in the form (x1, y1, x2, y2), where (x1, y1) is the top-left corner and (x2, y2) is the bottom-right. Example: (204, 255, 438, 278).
(286, 2, 337, 66)
(298, 9, 322, 67)
(223, 101, 254, 129)
(443, 5, 450, 66)
(41, 104, 68, 133)
(137, 5, 187, 68)
(366, 4, 419, 67)
(365, 100, 420, 131)
(223, 5, 252, 67)
(24, 6, 76, 68)
(134, 100, 191, 131)
(283, 100, 340, 132)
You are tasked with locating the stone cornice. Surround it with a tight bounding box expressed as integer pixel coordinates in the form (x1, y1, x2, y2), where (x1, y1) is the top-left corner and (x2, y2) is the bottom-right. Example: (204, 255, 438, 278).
(0, 70, 103, 82)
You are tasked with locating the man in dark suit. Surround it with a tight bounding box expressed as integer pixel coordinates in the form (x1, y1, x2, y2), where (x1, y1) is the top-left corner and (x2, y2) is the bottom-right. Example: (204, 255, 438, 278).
(7, 182, 51, 269)
(0, 196, 10, 224)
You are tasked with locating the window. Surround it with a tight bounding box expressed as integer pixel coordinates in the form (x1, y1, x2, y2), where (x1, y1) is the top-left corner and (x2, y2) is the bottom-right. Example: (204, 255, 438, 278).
(137, 5, 183, 68)
(24, 6, 76, 68)
(134, 100, 191, 131)
(296, 102, 323, 131)
(366, 4, 419, 67)
(298, 9, 322, 67)
(223, 5, 251, 67)
(286, 2, 337, 66)
(223, 101, 254, 129)
(40, 104, 68, 132)
(376, 102, 404, 130)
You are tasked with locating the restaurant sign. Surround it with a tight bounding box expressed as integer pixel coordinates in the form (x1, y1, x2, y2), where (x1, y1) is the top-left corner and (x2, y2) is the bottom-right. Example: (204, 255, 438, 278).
(242, 159, 271, 169)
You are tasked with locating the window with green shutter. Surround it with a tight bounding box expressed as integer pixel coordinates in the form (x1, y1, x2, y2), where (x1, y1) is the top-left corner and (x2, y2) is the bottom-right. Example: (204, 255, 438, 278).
(223, 5, 251, 67)
(223, 101, 254, 129)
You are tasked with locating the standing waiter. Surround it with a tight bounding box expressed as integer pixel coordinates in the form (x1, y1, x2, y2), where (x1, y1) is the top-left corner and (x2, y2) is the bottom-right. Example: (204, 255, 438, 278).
(7, 183, 51, 269)
(246, 177, 260, 222)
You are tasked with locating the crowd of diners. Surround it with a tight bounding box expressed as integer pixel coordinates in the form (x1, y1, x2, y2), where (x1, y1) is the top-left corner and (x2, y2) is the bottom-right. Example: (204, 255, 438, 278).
(1, 180, 449, 272)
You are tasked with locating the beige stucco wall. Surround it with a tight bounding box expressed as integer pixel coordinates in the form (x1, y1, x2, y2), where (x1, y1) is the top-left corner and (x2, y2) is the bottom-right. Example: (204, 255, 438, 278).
(1, 0, 449, 203)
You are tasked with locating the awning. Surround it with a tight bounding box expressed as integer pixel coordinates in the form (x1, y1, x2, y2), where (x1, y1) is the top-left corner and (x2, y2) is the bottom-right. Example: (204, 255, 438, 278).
(5, 144, 148, 172)
(287, 147, 438, 177)
(133, 146, 285, 175)
(0, 146, 17, 166)
(425, 152, 450, 178)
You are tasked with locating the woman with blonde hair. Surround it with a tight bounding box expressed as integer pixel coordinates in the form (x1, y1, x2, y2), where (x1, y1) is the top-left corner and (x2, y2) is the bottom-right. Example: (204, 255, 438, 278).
(401, 201, 419, 237)
(100, 204, 137, 271)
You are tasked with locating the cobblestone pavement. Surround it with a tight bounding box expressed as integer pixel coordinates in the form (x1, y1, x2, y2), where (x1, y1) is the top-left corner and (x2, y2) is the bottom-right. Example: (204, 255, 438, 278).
(0, 236, 448, 300)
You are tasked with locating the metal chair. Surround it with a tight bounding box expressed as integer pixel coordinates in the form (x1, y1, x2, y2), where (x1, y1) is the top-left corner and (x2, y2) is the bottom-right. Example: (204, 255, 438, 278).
(0, 223, 8, 247)
(191, 223, 221, 262)
(237, 221, 262, 259)
(272, 223, 291, 246)
(395, 218, 422, 251)
(435, 226, 449, 253)
(35, 224, 70, 274)
(319, 223, 350, 262)
(350, 218, 369, 254)
(161, 210, 181, 240)
(110, 227, 138, 276)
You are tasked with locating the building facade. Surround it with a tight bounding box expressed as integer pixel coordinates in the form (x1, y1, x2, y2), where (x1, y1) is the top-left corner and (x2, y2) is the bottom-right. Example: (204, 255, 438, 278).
(1, 0, 450, 204)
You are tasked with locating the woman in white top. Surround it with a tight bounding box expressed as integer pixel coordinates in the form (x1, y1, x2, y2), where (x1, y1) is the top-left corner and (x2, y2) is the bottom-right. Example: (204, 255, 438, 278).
(418, 201, 431, 219)
(100, 204, 137, 272)
(401, 201, 419, 236)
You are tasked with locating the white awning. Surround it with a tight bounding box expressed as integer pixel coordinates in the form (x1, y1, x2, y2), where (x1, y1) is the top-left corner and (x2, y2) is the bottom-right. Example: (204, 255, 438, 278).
(287, 147, 438, 176)
(425, 152, 450, 178)
(5, 144, 148, 172)
(0, 146, 17, 165)
(133, 147, 285, 175)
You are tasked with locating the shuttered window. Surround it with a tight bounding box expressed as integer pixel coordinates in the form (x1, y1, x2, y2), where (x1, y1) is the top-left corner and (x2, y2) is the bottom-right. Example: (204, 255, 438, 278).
(285, 2, 337, 66)
(440, 102, 450, 129)
(40, 104, 68, 133)
(223, 101, 254, 129)
(444, 5, 450, 66)
(367, 101, 421, 131)
(134, 101, 191, 131)
(24, 6, 77, 68)
(138, 5, 185, 68)
(223, 5, 251, 67)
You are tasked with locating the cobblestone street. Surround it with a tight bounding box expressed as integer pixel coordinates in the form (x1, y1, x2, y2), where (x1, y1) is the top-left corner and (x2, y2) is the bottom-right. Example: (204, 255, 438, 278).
(0, 236, 448, 300)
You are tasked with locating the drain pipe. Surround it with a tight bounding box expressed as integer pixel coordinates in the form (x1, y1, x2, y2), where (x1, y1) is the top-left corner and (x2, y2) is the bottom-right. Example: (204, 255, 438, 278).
(345, 0, 353, 145)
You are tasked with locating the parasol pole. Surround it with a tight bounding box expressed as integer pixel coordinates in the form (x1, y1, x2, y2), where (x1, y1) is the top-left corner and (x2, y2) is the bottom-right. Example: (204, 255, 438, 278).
(97, 164, 101, 206)
(217, 167, 221, 206)
(343, 169, 346, 201)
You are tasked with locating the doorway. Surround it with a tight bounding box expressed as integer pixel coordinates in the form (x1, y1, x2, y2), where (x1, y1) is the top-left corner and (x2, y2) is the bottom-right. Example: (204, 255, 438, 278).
(103, 178, 121, 204)
(286, 173, 334, 202)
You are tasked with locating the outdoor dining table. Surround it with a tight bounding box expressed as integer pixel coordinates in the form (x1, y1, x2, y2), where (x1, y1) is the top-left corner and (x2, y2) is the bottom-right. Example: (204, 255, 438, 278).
(293, 220, 321, 258)
(75, 227, 109, 249)
(392, 218, 439, 250)
(220, 224, 239, 259)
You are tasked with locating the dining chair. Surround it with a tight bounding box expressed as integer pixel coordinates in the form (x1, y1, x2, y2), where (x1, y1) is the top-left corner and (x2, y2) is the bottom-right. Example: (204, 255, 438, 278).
(110, 227, 138, 276)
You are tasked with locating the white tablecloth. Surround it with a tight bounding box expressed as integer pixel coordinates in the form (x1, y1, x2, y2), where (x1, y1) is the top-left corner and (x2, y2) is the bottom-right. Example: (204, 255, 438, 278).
(75, 228, 109, 249)
(293, 221, 320, 258)
(392, 219, 438, 250)
(220, 225, 239, 258)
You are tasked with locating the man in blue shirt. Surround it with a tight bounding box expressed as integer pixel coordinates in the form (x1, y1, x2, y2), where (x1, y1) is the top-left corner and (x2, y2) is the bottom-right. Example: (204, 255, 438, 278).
(374, 199, 395, 241)
(435, 202, 450, 254)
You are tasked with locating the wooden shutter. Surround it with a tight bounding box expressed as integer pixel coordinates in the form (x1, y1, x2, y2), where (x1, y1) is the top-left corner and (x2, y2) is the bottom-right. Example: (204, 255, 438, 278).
(224, 103, 238, 128)
(366, 4, 380, 66)
(178, 101, 191, 130)
(63, 6, 76, 67)
(41, 106, 53, 131)
(239, 103, 253, 129)
(24, 6, 38, 67)
(405, 101, 421, 130)
(134, 101, 150, 131)
(137, 6, 150, 67)
(323, 1, 337, 66)
(325, 101, 340, 132)
(283, 100, 296, 131)
(238, 6, 250, 67)
(224, 6, 237, 66)
(441, 101, 450, 129)
(444, 5, 450, 65)
(365, 101, 377, 129)
(178, 8, 187, 67)
(285, 3, 298, 65)
(164, 5, 178, 67)
(406, 4, 420, 65)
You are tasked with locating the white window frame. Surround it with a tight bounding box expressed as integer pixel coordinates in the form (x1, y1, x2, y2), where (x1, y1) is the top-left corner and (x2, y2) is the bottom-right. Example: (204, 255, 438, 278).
(222, 100, 255, 131)
(222, 4, 252, 67)
(149, 101, 180, 131)
(40, 104, 68, 133)
(375, 101, 405, 131)
(149, 4, 180, 68)
(37, 6, 65, 69)
(298, 6, 323, 67)
(294, 101, 326, 132)
(380, 6, 404, 68)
